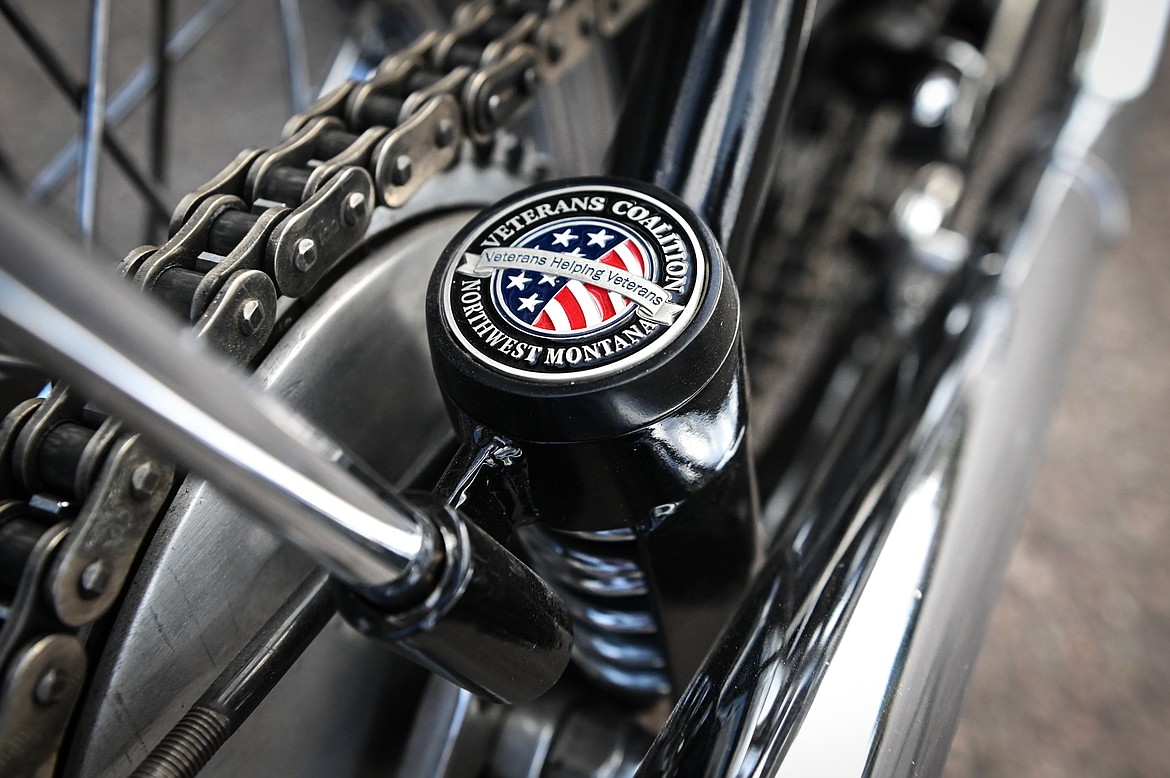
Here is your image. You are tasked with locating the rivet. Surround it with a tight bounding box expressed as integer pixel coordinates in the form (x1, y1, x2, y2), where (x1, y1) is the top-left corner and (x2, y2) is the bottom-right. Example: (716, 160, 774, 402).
(435, 118, 457, 149)
(293, 238, 318, 272)
(130, 462, 160, 500)
(237, 298, 263, 336)
(341, 192, 368, 227)
(34, 668, 67, 706)
(79, 560, 111, 599)
(391, 155, 413, 187)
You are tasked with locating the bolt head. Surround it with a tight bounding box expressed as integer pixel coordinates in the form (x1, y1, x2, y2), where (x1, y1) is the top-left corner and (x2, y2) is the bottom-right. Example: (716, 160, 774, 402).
(293, 238, 318, 272)
(79, 560, 111, 598)
(341, 191, 368, 227)
(34, 668, 67, 706)
(130, 462, 160, 500)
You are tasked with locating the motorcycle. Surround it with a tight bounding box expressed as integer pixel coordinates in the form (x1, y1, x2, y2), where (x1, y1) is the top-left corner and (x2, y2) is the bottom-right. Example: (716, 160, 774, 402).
(0, 0, 1163, 775)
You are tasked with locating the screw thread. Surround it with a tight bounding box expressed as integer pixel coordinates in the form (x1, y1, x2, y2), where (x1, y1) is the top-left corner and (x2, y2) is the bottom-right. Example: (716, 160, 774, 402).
(131, 705, 231, 778)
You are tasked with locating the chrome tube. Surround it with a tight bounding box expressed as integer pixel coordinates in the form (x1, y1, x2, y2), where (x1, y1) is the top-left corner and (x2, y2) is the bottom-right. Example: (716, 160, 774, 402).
(636, 0, 1168, 772)
(0, 189, 425, 592)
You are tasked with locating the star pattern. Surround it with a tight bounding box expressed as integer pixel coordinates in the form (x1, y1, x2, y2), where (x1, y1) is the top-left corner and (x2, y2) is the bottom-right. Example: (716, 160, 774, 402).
(506, 272, 532, 290)
(517, 294, 542, 312)
(538, 274, 559, 285)
(586, 229, 614, 247)
(551, 229, 577, 247)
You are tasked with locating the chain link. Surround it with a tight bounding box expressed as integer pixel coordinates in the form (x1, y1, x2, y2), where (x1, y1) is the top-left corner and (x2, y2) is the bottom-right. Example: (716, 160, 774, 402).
(0, 0, 649, 772)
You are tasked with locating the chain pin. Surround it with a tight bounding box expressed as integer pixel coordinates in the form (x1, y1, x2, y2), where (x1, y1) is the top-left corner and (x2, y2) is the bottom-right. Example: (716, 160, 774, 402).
(293, 238, 318, 272)
(34, 667, 67, 706)
(341, 192, 368, 227)
(391, 155, 413, 186)
(435, 118, 457, 149)
(237, 298, 264, 336)
(130, 461, 161, 500)
(79, 560, 111, 598)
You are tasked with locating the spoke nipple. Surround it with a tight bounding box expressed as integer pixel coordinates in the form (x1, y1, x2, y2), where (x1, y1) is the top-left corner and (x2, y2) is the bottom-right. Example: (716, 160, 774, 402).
(523, 67, 539, 92)
(34, 667, 68, 706)
(130, 462, 160, 500)
(293, 238, 318, 272)
(391, 155, 413, 187)
(79, 560, 111, 599)
(237, 298, 264, 336)
(341, 192, 368, 227)
(435, 118, 457, 149)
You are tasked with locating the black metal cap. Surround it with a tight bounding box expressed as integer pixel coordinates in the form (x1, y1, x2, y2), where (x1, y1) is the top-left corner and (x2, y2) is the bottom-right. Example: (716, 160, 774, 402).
(427, 177, 739, 442)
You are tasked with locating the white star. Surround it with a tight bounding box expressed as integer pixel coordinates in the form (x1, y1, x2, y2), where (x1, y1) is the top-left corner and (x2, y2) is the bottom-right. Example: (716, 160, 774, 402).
(538, 274, 559, 285)
(506, 272, 532, 290)
(587, 229, 615, 247)
(551, 229, 577, 247)
(517, 294, 542, 312)
(568, 247, 585, 257)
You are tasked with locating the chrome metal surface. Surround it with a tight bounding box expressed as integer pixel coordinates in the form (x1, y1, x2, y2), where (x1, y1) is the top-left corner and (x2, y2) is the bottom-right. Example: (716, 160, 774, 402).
(636, 1, 1168, 772)
(65, 207, 502, 778)
(0, 187, 430, 594)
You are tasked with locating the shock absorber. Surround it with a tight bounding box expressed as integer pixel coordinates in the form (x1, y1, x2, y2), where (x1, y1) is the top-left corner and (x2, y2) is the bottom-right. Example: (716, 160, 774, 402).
(427, 177, 760, 695)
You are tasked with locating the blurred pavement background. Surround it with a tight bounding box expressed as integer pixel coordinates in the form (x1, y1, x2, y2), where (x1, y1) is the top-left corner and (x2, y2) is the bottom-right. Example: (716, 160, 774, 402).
(946, 39, 1170, 778)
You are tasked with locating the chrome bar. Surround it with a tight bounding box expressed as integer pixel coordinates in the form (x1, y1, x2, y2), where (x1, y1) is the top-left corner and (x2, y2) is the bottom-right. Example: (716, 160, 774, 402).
(78, 0, 112, 247)
(0, 189, 425, 591)
(637, 0, 1167, 771)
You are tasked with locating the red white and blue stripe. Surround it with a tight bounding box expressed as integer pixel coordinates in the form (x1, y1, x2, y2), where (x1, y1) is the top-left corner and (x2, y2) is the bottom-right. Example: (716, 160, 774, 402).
(494, 219, 652, 337)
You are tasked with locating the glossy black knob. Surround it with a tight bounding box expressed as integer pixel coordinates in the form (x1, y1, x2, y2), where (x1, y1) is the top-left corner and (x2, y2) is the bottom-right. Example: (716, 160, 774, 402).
(426, 176, 739, 442)
(335, 497, 573, 704)
(424, 177, 759, 693)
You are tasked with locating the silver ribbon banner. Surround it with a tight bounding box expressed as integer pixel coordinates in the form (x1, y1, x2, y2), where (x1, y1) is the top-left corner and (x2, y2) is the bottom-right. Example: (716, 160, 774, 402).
(457, 247, 684, 325)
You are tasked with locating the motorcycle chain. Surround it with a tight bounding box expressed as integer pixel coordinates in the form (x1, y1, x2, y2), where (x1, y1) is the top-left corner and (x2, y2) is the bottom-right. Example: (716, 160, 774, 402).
(0, 1, 648, 773)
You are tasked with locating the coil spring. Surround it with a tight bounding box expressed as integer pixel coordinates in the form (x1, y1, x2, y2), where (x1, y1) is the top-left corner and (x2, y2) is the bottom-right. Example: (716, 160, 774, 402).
(518, 525, 670, 696)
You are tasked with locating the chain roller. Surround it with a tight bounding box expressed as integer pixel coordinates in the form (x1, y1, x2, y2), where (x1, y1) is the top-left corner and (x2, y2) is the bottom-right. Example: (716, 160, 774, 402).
(0, 0, 651, 771)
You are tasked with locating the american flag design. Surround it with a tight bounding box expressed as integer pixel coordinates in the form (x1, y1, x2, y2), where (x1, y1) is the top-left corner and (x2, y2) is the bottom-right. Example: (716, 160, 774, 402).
(493, 218, 654, 337)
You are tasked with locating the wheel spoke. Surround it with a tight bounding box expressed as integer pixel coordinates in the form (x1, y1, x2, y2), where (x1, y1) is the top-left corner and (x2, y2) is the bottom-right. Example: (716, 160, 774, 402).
(278, 0, 313, 112)
(78, 0, 112, 247)
(24, 0, 239, 205)
(0, 0, 172, 221)
(144, 0, 173, 241)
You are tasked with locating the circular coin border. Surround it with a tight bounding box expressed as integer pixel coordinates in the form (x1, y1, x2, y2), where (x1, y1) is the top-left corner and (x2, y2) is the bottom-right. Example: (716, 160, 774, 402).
(439, 183, 708, 383)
